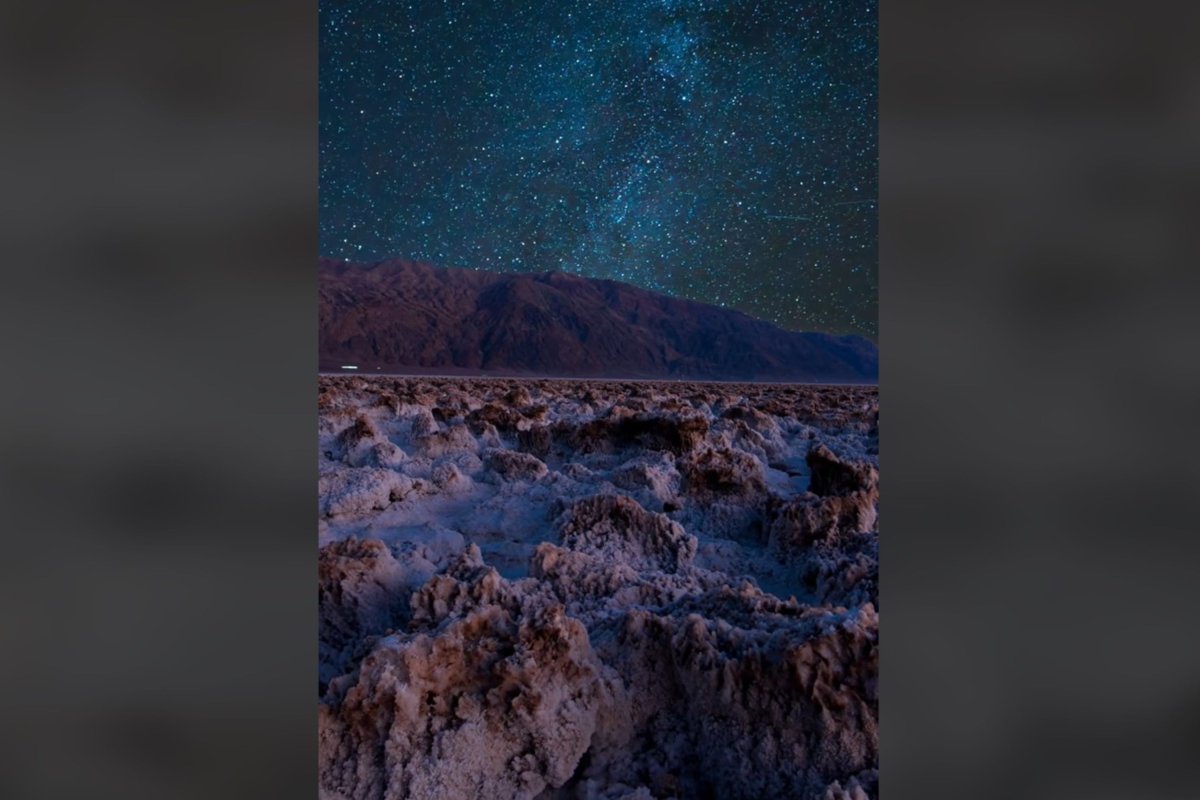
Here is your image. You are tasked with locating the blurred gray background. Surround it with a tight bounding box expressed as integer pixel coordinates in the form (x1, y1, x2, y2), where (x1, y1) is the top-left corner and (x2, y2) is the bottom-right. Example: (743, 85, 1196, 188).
(0, 0, 1197, 798)
(0, 1, 316, 798)
(882, 1, 1200, 797)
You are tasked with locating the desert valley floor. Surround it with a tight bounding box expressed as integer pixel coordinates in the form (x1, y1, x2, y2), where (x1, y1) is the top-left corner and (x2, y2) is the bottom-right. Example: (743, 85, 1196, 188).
(318, 376, 879, 800)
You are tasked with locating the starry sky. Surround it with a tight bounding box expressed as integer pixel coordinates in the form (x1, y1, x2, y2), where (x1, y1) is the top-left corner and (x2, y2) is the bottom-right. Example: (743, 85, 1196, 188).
(320, 0, 877, 338)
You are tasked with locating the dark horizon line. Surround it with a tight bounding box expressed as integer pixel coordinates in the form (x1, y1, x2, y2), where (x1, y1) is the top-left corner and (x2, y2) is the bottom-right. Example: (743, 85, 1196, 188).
(317, 368, 878, 388)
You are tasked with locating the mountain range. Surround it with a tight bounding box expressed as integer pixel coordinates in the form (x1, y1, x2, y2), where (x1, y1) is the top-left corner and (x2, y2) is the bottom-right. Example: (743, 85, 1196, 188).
(319, 258, 877, 383)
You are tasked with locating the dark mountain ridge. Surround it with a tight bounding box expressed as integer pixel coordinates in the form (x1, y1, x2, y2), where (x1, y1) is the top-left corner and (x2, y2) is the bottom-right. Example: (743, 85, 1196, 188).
(319, 258, 877, 383)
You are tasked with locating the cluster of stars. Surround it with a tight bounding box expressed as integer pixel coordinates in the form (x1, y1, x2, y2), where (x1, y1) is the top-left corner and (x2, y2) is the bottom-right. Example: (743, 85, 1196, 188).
(321, 0, 877, 338)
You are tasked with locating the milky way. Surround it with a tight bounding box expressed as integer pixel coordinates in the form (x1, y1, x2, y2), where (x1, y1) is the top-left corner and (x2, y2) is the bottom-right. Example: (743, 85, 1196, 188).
(320, 0, 876, 338)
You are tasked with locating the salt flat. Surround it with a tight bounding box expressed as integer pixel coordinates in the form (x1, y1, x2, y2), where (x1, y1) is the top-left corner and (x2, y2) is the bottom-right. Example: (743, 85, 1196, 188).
(318, 375, 879, 800)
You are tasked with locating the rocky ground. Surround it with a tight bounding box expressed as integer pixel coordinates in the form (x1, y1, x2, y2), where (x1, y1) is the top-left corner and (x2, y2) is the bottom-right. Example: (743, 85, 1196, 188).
(318, 375, 879, 800)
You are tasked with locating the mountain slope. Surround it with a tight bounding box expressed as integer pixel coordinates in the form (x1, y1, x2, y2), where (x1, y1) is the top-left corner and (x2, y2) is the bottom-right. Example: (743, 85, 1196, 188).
(318, 258, 878, 382)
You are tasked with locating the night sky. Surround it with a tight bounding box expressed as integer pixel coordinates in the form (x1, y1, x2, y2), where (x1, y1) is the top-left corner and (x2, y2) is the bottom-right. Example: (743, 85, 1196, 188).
(320, 0, 877, 338)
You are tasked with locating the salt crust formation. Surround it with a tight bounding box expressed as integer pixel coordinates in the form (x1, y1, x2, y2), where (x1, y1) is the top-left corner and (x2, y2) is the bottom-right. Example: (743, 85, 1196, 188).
(318, 377, 879, 799)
